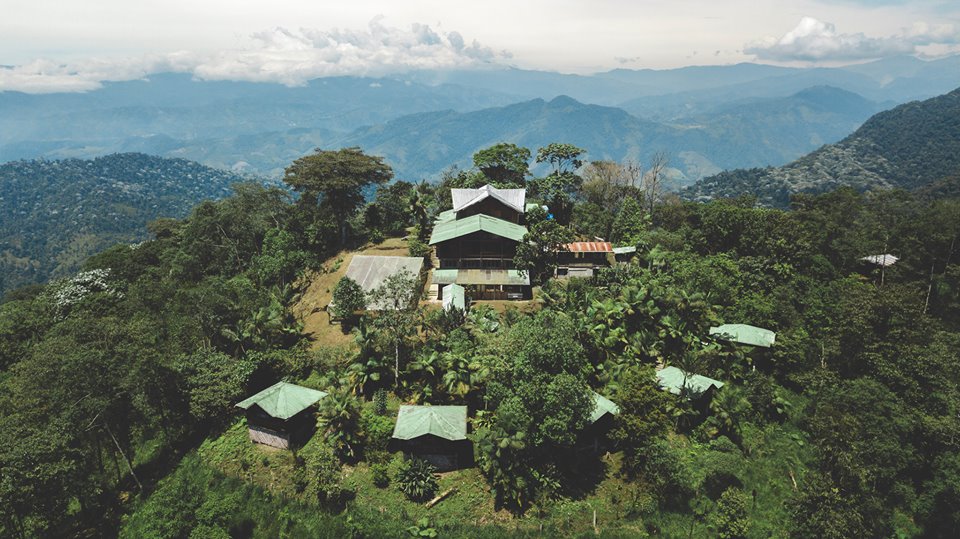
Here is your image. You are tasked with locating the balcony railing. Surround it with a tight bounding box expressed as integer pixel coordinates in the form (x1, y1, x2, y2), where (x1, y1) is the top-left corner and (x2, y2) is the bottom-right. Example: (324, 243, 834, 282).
(438, 257, 515, 269)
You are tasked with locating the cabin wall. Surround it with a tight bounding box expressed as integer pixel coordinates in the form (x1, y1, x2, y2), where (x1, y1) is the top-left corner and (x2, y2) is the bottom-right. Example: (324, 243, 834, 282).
(391, 436, 473, 471)
(245, 407, 317, 449)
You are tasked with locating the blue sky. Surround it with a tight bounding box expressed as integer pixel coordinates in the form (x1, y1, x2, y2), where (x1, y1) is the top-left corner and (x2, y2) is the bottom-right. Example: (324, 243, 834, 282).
(1, 0, 958, 92)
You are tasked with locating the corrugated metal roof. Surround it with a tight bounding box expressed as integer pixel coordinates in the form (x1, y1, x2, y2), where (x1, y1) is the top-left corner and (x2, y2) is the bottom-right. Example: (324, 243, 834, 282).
(344, 255, 424, 310)
(235, 382, 327, 420)
(442, 283, 466, 311)
(709, 324, 776, 348)
(429, 214, 528, 245)
(565, 242, 613, 253)
(860, 254, 898, 267)
(432, 269, 530, 286)
(392, 405, 468, 441)
(435, 209, 457, 224)
(612, 246, 637, 255)
(656, 366, 724, 396)
(590, 392, 620, 423)
(451, 185, 526, 214)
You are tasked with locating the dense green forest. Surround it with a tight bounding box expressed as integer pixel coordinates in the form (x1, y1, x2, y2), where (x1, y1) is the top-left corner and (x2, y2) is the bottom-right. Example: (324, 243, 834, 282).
(0, 153, 253, 294)
(1, 142, 959, 538)
(686, 86, 960, 205)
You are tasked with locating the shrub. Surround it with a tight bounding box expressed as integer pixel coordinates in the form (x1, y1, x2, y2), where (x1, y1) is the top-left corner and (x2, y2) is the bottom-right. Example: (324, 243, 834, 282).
(408, 238, 432, 259)
(372, 463, 391, 488)
(331, 277, 366, 320)
(396, 458, 438, 502)
(712, 487, 750, 539)
(298, 438, 348, 509)
(361, 408, 395, 455)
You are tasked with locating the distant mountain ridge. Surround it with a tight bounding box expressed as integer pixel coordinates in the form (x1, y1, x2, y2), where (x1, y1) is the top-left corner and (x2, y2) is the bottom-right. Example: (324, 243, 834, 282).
(684, 87, 960, 206)
(0, 153, 255, 293)
(337, 87, 884, 182)
(2, 56, 958, 177)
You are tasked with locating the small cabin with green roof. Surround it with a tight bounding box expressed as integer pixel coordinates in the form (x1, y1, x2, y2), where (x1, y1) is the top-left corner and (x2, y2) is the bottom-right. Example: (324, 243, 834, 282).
(656, 366, 724, 404)
(235, 382, 328, 449)
(709, 324, 776, 348)
(390, 405, 470, 471)
(580, 391, 620, 453)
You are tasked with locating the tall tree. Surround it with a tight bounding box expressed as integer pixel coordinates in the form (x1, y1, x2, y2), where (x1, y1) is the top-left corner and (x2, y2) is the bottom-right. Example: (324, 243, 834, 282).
(370, 271, 422, 387)
(513, 208, 575, 285)
(283, 147, 393, 247)
(472, 143, 531, 187)
(643, 151, 670, 221)
(531, 143, 586, 224)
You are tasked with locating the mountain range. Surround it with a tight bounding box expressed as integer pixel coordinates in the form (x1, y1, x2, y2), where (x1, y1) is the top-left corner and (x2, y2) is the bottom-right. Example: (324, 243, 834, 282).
(685, 87, 960, 206)
(2, 55, 959, 179)
(338, 86, 885, 184)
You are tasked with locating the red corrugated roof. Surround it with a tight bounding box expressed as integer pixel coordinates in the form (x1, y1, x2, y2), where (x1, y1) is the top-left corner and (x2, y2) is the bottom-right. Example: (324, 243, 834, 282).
(564, 242, 613, 253)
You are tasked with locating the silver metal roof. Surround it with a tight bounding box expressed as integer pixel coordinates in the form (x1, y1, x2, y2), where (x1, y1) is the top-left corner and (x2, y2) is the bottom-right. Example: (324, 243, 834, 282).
(451, 184, 526, 214)
(860, 254, 899, 267)
(344, 255, 424, 310)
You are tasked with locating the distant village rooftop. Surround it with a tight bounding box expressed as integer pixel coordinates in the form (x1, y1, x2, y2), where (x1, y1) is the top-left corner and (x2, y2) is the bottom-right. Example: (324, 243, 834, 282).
(861, 253, 899, 267)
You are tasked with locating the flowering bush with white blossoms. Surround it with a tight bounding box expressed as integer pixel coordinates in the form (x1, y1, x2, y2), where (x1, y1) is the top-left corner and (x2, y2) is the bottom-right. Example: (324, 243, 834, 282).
(50, 268, 123, 317)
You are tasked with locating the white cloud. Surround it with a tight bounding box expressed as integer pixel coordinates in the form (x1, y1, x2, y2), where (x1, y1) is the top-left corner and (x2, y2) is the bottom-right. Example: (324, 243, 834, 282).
(745, 16, 960, 62)
(0, 19, 507, 93)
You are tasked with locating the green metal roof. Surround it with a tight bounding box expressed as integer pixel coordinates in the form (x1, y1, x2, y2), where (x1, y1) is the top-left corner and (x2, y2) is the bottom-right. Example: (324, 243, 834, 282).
(431, 269, 530, 286)
(429, 214, 528, 245)
(656, 366, 724, 397)
(590, 392, 620, 423)
(710, 324, 776, 348)
(235, 381, 327, 420)
(436, 209, 457, 224)
(392, 405, 468, 441)
(442, 283, 466, 311)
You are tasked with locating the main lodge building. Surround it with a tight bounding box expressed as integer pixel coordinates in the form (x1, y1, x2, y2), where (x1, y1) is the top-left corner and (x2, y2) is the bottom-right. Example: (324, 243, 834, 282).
(429, 185, 534, 301)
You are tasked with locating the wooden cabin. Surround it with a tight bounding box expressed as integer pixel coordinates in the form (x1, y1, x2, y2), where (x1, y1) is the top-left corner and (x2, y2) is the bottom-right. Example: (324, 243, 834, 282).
(429, 185, 531, 300)
(389, 405, 471, 471)
(557, 242, 613, 278)
(579, 391, 620, 453)
(709, 324, 776, 348)
(235, 382, 327, 449)
(656, 366, 724, 409)
(612, 245, 637, 264)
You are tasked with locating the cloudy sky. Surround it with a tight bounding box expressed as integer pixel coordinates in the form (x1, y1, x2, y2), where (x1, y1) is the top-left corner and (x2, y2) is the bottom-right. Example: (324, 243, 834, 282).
(2, 0, 959, 92)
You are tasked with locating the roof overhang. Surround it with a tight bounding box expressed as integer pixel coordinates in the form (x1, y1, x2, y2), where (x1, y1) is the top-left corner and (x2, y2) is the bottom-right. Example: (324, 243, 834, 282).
(432, 269, 530, 286)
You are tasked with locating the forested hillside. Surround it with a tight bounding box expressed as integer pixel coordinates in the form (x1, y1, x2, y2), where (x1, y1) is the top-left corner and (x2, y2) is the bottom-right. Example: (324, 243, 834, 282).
(1, 144, 959, 538)
(687, 87, 960, 205)
(0, 153, 254, 293)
